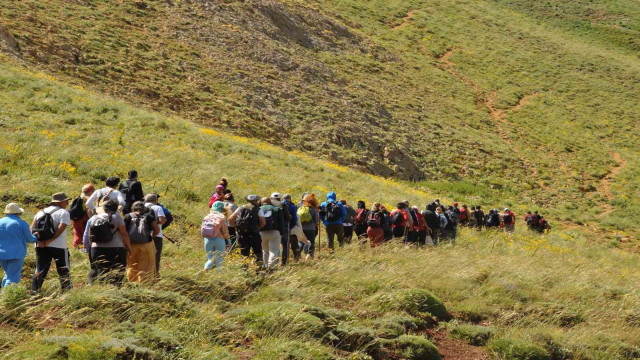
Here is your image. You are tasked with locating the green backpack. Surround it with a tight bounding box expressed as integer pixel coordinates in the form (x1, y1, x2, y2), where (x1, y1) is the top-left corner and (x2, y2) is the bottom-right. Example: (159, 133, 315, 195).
(297, 206, 312, 224)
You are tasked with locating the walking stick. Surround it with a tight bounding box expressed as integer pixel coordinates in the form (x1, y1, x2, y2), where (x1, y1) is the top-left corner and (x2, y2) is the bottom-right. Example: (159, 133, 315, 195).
(163, 234, 180, 248)
(317, 224, 322, 253)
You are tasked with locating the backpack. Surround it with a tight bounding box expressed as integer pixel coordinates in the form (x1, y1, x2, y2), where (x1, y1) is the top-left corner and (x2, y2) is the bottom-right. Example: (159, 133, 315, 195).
(409, 209, 419, 225)
(201, 213, 226, 238)
(446, 211, 458, 229)
(458, 209, 468, 221)
(423, 210, 439, 230)
(391, 211, 404, 226)
(475, 210, 485, 224)
(127, 213, 152, 244)
(33, 208, 61, 241)
(325, 202, 342, 222)
(260, 205, 278, 232)
(503, 213, 513, 224)
(367, 211, 381, 228)
(159, 204, 173, 229)
(297, 206, 312, 224)
(69, 197, 86, 220)
(354, 208, 368, 226)
(90, 213, 115, 243)
(235, 206, 258, 233)
(120, 180, 140, 205)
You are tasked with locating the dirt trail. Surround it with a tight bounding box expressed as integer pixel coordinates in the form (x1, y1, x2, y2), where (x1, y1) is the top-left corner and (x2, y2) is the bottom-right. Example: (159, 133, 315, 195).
(432, 330, 490, 360)
(393, 10, 416, 31)
(437, 49, 547, 188)
(599, 152, 626, 215)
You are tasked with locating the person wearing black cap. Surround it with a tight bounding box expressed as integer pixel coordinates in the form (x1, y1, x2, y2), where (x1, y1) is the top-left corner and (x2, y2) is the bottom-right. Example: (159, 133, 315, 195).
(119, 170, 144, 215)
(229, 195, 263, 266)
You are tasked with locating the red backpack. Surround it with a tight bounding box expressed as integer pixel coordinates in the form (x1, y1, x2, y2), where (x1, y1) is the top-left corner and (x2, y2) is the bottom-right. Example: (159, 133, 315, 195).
(459, 208, 468, 221)
(354, 208, 368, 226)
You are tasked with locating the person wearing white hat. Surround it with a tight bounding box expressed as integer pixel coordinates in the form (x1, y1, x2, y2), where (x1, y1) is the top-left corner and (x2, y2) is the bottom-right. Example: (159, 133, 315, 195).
(0, 203, 38, 289)
(30, 192, 73, 293)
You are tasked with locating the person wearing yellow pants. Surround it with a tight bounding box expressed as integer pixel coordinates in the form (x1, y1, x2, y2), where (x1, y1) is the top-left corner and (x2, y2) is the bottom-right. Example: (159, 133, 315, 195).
(124, 201, 159, 284)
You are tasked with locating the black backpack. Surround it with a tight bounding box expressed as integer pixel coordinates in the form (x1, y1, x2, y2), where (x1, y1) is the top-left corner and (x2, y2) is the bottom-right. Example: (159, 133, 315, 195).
(120, 180, 140, 205)
(504, 213, 513, 224)
(391, 211, 404, 226)
(69, 197, 86, 220)
(90, 213, 115, 243)
(236, 206, 259, 233)
(260, 205, 278, 232)
(33, 208, 61, 241)
(125, 213, 152, 244)
(409, 208, 419, 225)
(367, 211, 381, 228)
(423, 210, 439, 230)
(325, 202, 342, 222)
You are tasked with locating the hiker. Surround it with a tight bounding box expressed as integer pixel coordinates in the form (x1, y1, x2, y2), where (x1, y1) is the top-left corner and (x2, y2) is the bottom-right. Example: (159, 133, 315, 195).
(435, 207, 448, 240)
(320, 192, 347, 250)
(270, 193, 291, 265)
(524, 211, 533, 228)
(422, 206, 440, 244)
(474, 206, 485, 230)
(413, 206, 428, 246)
(70, 183, 95, 251)
(200, 201, 230, 270)
(283, 194, 304, 261)
(427, 199, 440, 212)
(389, 203, 409, 239)
(405, 201, 418, 244)
(380, 205, 392, 241)
(485, 209, 500, 229)
(84, 200, 132, 287)
(502, 208, 516, 233)
(219, 177, 229, 192)
(469, 207, 476, 227)
(118, 170, 144, 214)
(444, 206, 458, 242)
(223, 193, 238, 242)
(229, 195, 263, 265)
(458, 204, 469, 226)
(258, 197, 284, 270)
(366, 203, 384, 247)
(538, 216, 551, 234)
(0, 203, 38, 289)
(86, 177, 125, 215)
(30, 193, 73, 293)
(124, 201, 158, 282)
(144, 194, 166, 277)
(341, 200, 356, 244)
(208, 185, 225, 208)
(353, 201, 369, 239)
(530, 211, 542, 232)
(299, 193, 320, 259)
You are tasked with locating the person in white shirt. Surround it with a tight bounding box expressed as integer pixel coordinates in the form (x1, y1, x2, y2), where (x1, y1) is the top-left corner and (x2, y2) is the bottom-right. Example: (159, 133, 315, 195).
(144, 194, 166, 277)
(30, 192, 72, 293)
(85, 177, 125, 214)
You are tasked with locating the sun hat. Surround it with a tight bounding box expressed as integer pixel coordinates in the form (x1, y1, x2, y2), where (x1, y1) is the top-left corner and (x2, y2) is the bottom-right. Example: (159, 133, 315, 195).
(49, 192, 71, 205)
(4, 203, 24, 215)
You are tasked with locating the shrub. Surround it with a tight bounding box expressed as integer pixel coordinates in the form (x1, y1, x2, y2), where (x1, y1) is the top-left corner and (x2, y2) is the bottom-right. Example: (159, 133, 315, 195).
(395, 289, 449, 320)
(1, 285, 29, 311)
(449, 324, 495, 346)
(490, 338, 551, 360)
(330, 323, 378, 352)
(394, 335, 441, 360)
(253, 338, 333, 360)
(224, 302, 327, 339)
(373, 315, 427, 339)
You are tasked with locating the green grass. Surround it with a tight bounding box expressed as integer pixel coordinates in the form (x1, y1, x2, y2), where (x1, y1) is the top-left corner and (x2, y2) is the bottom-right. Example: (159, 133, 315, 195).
(1, 0, 639, 236)
(0, 10, 639, 359)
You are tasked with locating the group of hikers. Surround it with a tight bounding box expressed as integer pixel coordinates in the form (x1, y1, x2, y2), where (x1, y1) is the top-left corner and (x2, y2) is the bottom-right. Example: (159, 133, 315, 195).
(0, 173, 551, 292)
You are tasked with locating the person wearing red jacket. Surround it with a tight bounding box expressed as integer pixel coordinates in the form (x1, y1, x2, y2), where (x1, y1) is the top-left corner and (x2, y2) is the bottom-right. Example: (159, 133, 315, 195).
(208, 185, 225, 208)
(413, 206, 428, 246)
(390, 203, 409, 239)
(502, 208, 516, 233)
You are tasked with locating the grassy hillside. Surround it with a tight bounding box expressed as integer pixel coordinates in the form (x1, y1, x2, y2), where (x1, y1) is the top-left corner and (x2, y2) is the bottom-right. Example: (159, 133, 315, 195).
(1, 56, 639, 359)
(1, 0, 639, 237)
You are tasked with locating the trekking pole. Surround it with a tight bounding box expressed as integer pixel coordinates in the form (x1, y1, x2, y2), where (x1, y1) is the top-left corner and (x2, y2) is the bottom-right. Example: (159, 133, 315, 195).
(225, 236, 238, 257)
(164, 234, 180, 248)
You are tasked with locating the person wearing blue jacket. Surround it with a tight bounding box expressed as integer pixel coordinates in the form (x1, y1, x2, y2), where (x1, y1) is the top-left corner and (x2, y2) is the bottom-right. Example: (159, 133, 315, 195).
(282, 194, 302, 261)
(0, 203, 38, 289)
(320, 191, 347, 250)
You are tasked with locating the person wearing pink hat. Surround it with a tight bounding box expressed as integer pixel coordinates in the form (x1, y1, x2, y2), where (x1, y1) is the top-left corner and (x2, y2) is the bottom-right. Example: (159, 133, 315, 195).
(208, 185, 225, 208)
(0, 203, 38, 289)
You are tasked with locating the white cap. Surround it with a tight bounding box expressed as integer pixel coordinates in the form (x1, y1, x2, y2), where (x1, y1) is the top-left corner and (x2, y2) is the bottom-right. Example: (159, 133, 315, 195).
(270, 192, 281, 200)
(504, 208, 510, 212)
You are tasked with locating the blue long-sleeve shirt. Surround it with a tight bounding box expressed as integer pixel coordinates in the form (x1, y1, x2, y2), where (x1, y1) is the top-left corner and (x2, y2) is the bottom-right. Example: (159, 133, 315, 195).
(0, 215, 37, 260)
(320, 191, 347, 226)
